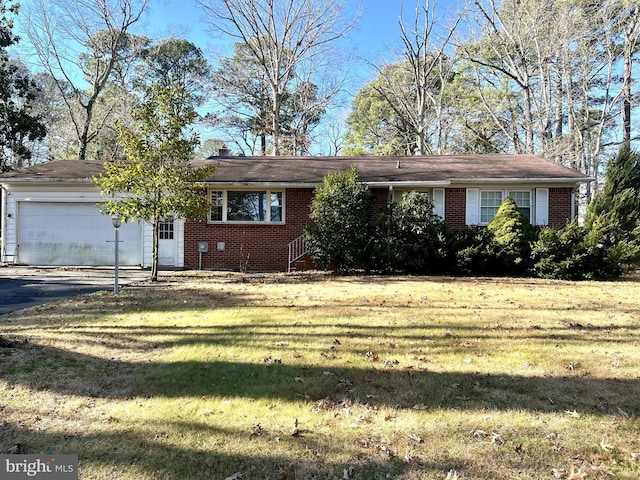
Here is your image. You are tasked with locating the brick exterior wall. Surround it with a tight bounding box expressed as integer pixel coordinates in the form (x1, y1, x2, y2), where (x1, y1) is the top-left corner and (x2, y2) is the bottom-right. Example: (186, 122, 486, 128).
(444, 188, 467, 231)
(548, 187, 574, 228)
(184, 188, 314, 271)
(183, 185, 576, 271)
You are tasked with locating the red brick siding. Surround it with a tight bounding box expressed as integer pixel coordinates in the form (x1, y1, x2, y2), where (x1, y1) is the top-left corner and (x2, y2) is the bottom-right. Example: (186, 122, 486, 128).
(445, 188, 467, 231)
(371, 188, 389, 217)
(184, 188, 314, 271)
(548, 187, 574, 228)
(184, 185, 576, 271)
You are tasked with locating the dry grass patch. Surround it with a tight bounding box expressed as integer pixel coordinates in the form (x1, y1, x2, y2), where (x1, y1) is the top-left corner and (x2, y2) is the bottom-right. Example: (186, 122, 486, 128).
(1, 272, 640, 479)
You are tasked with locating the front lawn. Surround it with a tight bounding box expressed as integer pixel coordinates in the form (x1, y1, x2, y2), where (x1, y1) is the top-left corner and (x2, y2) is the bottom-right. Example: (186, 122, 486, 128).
(1, 273, 639, 479)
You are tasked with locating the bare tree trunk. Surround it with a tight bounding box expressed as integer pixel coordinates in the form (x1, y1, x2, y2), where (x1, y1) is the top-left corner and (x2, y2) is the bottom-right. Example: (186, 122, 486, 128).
(24, 0, 147, 160)
(151, 217, 159, 282)
(199, 0, 357, 156)
(622, 6, 640, 144)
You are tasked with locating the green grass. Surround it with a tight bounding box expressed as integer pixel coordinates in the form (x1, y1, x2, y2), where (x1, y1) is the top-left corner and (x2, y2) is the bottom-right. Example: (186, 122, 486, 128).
(1, 273, 640, 479)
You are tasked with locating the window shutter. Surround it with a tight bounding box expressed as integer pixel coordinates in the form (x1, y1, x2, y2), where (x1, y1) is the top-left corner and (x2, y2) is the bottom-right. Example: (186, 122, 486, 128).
(466, 188, 479, 225)
(433, 188, 445, 219)
(535, 188, 549, 225)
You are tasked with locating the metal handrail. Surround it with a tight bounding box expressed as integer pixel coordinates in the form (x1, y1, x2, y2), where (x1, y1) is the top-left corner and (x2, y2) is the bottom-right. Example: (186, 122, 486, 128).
(287, 234, 308, 272)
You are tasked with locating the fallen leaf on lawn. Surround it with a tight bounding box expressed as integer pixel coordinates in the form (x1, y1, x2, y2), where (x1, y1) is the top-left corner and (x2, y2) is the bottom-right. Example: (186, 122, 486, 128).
(567, 467, 586, 479)
(408, 433, 423, 443)
(413, 404, 427, 410)
(490, 432, 505, 444)
(590, 463, 614, 476)
(617, 407, 629, 417)
(551, 468, 566, 478)
(630, 452, 640, 461)
(444, 470, 458, 480)
(250, 423, 262, 437)
(225, 473, 243, 480)
(275, 342, 288, 347)
(294, 376, 304, 383)
(599, 438, 614, 452)
(291, 428, 303, 437)
(342, 465, 355, 479)
(470, 429, 488, 438)
(403, 452, 418, 464)
(7, 444, 21, 454)
(564, 409, 580, 418)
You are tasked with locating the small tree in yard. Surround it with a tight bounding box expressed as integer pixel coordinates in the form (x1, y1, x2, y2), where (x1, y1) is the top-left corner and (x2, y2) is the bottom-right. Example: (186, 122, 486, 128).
(584, 145, 640, 264)
(94, 82, 216, 281)
(306, 166, 372, 272)
(487, 197, 536, 275)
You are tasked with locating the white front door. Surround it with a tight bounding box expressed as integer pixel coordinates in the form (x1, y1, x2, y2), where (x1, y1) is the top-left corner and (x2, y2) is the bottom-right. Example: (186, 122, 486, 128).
(158, 218, 177, 266)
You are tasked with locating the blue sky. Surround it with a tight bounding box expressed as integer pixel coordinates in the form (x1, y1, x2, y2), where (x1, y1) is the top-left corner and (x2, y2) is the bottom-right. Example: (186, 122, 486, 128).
(134, 0, 466, 152)
(143, 0, 463, 79)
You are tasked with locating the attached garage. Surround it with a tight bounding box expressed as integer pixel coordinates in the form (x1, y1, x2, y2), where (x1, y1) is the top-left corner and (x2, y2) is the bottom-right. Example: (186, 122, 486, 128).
(16, 202, 143, 266)
(0, 160, 167, 268)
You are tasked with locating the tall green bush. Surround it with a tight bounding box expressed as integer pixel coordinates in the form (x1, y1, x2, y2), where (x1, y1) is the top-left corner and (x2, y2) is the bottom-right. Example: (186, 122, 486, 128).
(305, 166, 373, 272)
(452, 226, 499, 275)
(531, 220, 635, 280)
(374, 192, 450, 273)
(486, 197, 536, 274)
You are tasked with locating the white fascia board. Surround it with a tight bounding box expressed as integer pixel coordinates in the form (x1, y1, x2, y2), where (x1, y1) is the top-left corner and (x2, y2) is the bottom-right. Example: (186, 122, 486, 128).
(0, 178, 95, 185)
(203, 182, 320, 188)
(366, 181, 451, 187)
(452, 177, 594, 184)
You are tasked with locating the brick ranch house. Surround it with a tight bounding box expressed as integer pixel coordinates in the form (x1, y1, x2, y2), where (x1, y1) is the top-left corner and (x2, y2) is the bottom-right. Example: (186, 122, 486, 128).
(1, 154, 591, 271)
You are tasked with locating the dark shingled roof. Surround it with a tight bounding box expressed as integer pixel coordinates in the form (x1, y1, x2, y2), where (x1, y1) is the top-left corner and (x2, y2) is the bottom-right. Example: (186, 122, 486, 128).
(1, 154, 590, 185)
(194, 154, 590, 184)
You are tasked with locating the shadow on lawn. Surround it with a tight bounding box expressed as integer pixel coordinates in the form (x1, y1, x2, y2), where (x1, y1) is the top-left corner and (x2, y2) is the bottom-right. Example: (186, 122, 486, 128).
(0, 418, 416, 479)
(1, 339, 638, 417)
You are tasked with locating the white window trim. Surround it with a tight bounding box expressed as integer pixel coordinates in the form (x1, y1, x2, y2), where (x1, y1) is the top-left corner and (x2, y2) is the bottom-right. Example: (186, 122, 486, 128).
(208, 189, 286, 224)
(479, 189, 504, 225)
(471, 188, 535, 226)
(392, 188, 445, 219)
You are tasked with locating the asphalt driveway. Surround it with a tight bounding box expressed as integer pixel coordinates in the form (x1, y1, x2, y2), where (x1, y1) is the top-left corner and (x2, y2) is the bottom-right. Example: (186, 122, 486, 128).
(0, 267, 149, 316)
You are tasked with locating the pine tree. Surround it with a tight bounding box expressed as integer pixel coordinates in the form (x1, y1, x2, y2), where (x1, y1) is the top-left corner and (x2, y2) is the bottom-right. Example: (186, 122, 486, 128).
(585, 145, 640, 242)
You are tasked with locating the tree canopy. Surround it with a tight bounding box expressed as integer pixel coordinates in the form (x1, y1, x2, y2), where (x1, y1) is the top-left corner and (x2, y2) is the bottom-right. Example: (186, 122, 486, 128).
(0, 0, 46, 171)
(94, 82, 216, 281)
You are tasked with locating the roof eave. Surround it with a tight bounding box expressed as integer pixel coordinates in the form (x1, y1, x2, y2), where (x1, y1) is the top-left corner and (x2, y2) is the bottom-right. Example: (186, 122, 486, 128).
(452, 177, 594, 184)
(1, 178, 95, 184)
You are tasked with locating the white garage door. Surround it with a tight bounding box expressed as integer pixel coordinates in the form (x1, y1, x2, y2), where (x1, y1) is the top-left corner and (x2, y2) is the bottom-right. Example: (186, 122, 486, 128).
(17, 202, 143, 266)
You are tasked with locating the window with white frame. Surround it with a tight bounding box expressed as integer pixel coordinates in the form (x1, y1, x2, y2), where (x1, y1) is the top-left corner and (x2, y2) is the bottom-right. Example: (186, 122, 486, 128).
(210, 191, 223, 221)
(480, 191, 503, 223)
(507, 190, 531, 220)
(159, 218, 174, 240)
(209, 189, 285, 223)
(478, 190, 533, 224)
